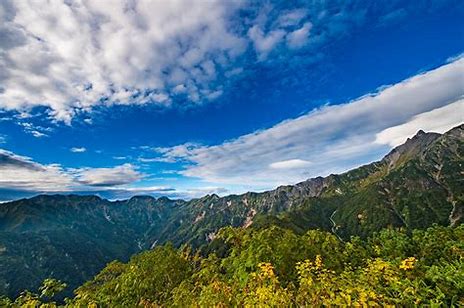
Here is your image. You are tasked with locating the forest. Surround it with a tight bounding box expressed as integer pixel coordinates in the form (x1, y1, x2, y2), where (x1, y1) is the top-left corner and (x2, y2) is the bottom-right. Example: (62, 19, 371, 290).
(2, 224, 463, 307)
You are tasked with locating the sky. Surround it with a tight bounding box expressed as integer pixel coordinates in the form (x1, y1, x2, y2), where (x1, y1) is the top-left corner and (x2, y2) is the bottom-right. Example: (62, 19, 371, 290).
(0, 0, 463, 201)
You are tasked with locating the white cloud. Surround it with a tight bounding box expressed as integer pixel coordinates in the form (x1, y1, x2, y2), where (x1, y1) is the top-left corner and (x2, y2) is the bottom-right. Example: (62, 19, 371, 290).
(189, 187, 229, 198)
(30, 130, 47, 138)
(375, 99, 464, 147)
(168, 186, 229, 199)
(1, 59, 461, 197)
(154, 142, 201, 162)
(18, 122, 50, 138)
(286, 22, 312, 49)
(122, 185, 174, 193)
(74, 164, 143, 186)
(99, 185, 229, 201)
(248, 25, 286, 60)
(156, 58, 464, 188)
(0, 0, 247, 123)
(112, 156, 127, 160)
(0, 149, 74, 191)
(277, 9, 307, 27)
(0, 149, 144, 191)
(138, 157, 174, 163)
(70, 147, 86, 153)
(0, 148, 227, 198)
(0, 1, 416, 123)
(269, 159, 311, 169)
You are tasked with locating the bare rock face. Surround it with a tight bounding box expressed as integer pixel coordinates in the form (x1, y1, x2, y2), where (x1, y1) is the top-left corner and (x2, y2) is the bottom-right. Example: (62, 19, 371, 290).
(383, 130, 441, 170)
(449, 200, 463, 227)
(296, 176, 329, 197)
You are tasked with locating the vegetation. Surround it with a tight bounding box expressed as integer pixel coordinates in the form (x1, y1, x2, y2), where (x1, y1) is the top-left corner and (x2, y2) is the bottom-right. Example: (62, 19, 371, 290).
(2, 224, 463, 307)
(0, 125, 460, 306)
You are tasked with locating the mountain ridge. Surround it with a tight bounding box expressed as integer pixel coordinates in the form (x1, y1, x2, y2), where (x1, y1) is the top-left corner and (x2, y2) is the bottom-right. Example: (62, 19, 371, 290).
(0, 124, 462, 297)
(3, 126, 453, 209)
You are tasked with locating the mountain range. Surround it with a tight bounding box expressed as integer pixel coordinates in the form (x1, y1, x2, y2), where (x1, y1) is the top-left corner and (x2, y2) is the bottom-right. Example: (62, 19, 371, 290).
(0, 124, 462, 297)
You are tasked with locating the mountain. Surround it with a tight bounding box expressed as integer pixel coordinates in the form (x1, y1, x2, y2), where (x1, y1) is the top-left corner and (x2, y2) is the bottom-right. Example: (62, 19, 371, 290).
(255, 124, 463, 238)
(0, 195, 184, 297)
(0, 124, 462, 297)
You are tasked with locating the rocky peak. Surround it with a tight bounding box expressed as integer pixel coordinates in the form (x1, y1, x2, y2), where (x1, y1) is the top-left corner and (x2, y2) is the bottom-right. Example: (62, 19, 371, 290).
(443, 123, 463, 138)
(296, 176, 330, 197)
(383, 130, 441, 169)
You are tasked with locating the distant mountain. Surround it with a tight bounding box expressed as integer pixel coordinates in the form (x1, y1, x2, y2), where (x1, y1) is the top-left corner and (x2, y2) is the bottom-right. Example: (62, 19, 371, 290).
(0, 124, 462, 297)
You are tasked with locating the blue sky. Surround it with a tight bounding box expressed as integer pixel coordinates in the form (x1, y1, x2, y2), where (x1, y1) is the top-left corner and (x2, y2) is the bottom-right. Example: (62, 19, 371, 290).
(0, 0, 463, 201)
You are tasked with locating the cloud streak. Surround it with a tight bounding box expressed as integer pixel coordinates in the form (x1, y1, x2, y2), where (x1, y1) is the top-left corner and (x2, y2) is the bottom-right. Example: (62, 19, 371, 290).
(375, 99, 464, 147)
(156, 58, 464, 188)
(0, 149, 227, 201)
(269, 159, 311, 170)
(0, 149, 144, 191)
(74, 164, 143, 187)
(70, 147, 86, 153)
(1, 58, 461, 196)
(0, 149, 73, 191)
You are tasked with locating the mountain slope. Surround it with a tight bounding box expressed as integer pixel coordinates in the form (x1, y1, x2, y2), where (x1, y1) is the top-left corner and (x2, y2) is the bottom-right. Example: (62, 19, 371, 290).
(0, 195, 185, 297)
(164, 124, 463, 243)
(0, 124, 462, 297)
(255, 125, 463, 237)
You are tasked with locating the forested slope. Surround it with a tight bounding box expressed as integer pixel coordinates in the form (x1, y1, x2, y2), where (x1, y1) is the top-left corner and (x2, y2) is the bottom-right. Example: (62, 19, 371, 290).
(0, 125, 462, 298)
